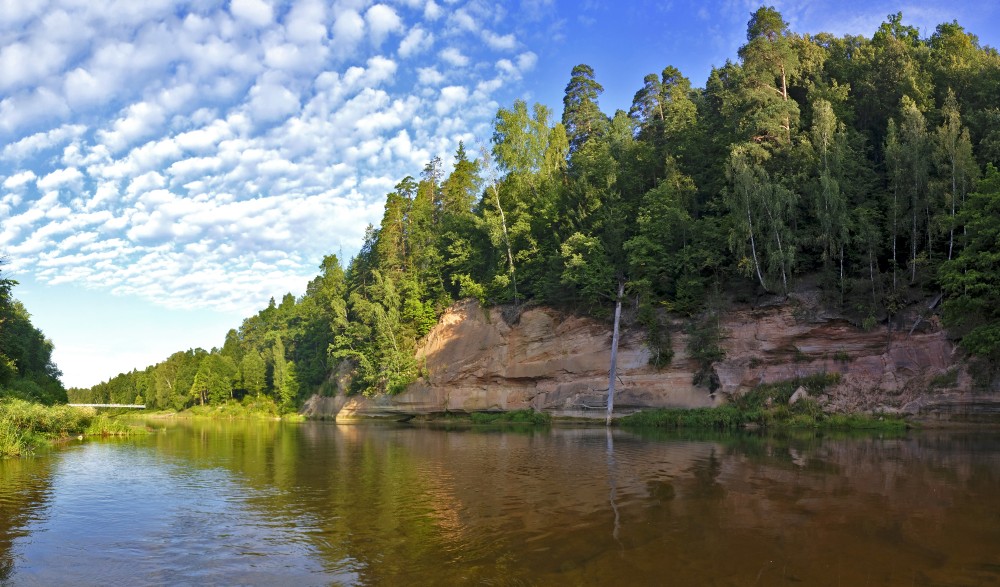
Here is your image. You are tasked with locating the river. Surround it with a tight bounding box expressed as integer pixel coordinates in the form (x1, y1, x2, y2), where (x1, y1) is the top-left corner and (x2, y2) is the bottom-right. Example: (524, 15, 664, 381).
(1, 420, 999, 586)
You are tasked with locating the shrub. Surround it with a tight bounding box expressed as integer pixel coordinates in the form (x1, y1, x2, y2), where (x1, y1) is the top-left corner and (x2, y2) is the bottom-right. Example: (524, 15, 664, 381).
(468, 409, 550, 425)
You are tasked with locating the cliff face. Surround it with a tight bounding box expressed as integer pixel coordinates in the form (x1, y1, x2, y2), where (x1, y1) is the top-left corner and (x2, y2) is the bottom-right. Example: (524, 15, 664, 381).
(302, 295, 998, 421)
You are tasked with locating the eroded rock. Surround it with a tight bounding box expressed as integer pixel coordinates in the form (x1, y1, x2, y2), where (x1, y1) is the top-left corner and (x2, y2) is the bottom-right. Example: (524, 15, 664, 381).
(305, 298, 996, 421)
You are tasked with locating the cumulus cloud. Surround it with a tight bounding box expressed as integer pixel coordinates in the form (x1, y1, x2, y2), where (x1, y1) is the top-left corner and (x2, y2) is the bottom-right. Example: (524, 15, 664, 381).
(417, 67, 446, 86)
(398, 27, 434, 58)
(424, 1, 443, 21)
(37, 167, 84, 192)
(0, 0, 537, 324)
(439, 47, 469, 67)
(230, 0, 274, 27)
(483, 31, 517, 50)
(332, 9, 366, 56)
(365, 4, 403, 47)
(435, 85, 469, 115)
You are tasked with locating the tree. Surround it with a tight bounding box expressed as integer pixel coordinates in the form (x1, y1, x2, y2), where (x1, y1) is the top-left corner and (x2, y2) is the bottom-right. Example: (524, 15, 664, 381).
(736, 6, 801, 144)
(488, 100, 566, 302)
(887, 96, 932, 282)
(935, 89, 979, 260)
(940, 165, 1000, 368)
(629, 66, 698, 169)
(270, 336, 289, 400)
(852, 12, 933, 145)
(809, 99, 852, 291)
(562, 64, 607, 153)
(240, 351, 266, 397)
(724, 142, 796, 293)
(0, 264, 66, 405)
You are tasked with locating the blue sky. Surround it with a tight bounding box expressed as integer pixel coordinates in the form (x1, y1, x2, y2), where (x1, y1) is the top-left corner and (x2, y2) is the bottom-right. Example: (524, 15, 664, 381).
(2, 0, 998, 388)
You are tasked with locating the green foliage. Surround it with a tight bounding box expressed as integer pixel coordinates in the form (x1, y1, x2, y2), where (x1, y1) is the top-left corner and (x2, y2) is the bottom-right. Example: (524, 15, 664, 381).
(729, 373, 842, 412)
(0, 399, 147, 456)
(618, 373, 903, 431)
(638, 303, 673, 368)
(617, 406, 750, 430)
(562, 64, 608, 152)
(686, 311, 725, 390)
(941, 165, 1000, 367)
(0, 264, 66, 405)
(468, 409, 551, 425)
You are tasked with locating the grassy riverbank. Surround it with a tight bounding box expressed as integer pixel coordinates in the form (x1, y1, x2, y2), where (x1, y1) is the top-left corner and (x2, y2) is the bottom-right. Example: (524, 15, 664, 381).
(618, 375, 908, 432)
(137, 397, 305, 421)
(412, 409, 552, 427)
(1, 399, 147, 457)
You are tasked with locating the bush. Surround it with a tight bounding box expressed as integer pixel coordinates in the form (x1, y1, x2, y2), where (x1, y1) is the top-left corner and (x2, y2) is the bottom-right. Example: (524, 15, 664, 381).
(1, 399, 148, 456)
(468, 409, 551, 425)
(619, 374, 904, 432)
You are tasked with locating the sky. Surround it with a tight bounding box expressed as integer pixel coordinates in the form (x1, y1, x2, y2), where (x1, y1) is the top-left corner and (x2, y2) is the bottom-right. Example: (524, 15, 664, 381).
(2, 0, 998, 389)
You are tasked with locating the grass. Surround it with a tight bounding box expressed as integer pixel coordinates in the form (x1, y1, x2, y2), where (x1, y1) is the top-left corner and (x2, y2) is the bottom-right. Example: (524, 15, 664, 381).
(468, 409, 551, 425)
(425, 409, 551, 427)
(0, 398, 148, 457)
(618, 373, 908, 432)
(180, 397, 290, 419)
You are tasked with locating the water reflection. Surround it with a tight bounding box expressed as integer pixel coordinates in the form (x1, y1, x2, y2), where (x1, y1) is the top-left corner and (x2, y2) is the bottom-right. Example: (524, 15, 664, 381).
(1, 422, 999, 586)
(0, 456, 56, 583)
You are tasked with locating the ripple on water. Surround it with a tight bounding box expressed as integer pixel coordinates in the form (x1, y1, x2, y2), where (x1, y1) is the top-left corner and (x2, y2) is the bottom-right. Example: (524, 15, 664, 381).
(3, 442, 351, 587)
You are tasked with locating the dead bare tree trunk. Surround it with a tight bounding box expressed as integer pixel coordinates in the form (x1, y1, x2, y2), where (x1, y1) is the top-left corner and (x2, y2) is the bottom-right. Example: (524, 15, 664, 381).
(606, 280, 625, 427)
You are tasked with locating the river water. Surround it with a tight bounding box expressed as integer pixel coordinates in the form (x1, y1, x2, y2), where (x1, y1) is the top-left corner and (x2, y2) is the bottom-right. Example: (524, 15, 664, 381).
(1, 420, 999, 586)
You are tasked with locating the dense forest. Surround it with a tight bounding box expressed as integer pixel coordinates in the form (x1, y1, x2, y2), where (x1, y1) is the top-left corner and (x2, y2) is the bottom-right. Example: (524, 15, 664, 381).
(68, 7, 1000, 410)
(0, 262, 66, 405)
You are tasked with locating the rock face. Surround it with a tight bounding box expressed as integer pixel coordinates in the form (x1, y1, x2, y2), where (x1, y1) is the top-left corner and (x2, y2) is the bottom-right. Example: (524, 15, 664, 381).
(301, 295, 999, 421)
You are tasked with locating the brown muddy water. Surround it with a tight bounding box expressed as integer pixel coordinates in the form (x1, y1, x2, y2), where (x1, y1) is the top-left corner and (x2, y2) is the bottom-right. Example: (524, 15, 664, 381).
(1, 420, 999, 586)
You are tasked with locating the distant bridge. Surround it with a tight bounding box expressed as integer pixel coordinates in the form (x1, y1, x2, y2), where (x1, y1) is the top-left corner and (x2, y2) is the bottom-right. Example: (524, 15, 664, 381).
(68, 404, 146, 409)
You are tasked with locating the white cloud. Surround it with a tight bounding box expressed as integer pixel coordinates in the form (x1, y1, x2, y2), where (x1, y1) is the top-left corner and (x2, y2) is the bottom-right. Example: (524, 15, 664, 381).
(517, 51, 538, 72)
(0, 40, 66, 92)
(246, 80, 301, 123)
(98, 101, 167, 153)
(284, 0, 328, 45)
(3, 171, 37, 190)
(2, 124, 87, 161)
(37, 167, 84, 192)
(230, 0, 274, 27)
(0, 88, 70, 135)
(450, 9, 478, 33)
(435, 85, 469, 115)
(417, 67, 445, 86)
(398, 27, 434, 58)
(332, 9, 366, 55)
(483, 31, 517, 50)
(365, 4, 403, 47)
(424, 1, 443, 21)
(439, 47, 469, 67)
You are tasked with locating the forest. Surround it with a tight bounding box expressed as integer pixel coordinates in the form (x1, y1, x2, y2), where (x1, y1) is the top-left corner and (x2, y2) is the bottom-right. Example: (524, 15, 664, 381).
(62, 7, 1000, 411)
(0, 262, 66, 405)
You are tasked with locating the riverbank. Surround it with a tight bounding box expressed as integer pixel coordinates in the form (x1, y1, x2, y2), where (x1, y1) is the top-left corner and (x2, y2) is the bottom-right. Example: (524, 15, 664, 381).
(134, 398, 305, 422)
(0, 399, 147, 457)
(617, 374, 908, 432)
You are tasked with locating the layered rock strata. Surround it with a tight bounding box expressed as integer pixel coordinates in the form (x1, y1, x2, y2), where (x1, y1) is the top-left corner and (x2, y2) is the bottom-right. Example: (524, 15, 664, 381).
(301, 296, 997, 421)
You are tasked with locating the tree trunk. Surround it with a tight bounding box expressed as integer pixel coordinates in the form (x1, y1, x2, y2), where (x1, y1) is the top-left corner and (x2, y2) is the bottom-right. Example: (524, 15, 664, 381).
(747, 203, 768, 291)
(606, 281, 625, 427)
(949, 156, 956, 260)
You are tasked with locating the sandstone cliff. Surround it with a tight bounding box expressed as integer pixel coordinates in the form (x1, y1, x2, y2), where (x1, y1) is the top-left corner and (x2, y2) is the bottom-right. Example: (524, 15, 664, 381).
(302, 294, 999, 421)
